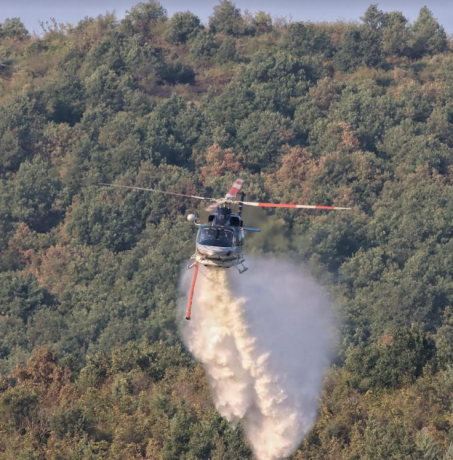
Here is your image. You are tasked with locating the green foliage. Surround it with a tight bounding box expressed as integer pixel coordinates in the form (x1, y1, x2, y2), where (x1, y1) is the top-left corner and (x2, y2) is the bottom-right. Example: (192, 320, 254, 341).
(0, 92, 46, 173)
(161, 404, 195, 459)
(209, 50, 317, 131)
(411, 6, 448, 57)
(83, 66, 139, 112)
(253, 11, 272, 34)
(361, 4, 389, 30)
(445, 443, 453, 460)
(360, 5, 411, 58)
(0, 3, 452, 458)
(0, 272, 51, 322)
(382, 12, 411, 57)
(217, 36, 239, 64)
(12, 157, 63, 232)
(0, 387, 38, 427)
(0, 18, 29, 40)
(165, 11, 202, 44)
(417, 429, 441, 460)
(435, 309, 453, 369)
(346, 327, 435, 390)
(236, 110, 291, 166)
(190, 30, 219, 59)
(282, 22, 333, 57)
(362, 417, 418, 459)
(209, 0, 245, 36)
(334, 26, 383, 71)
(65, 187, 146, 251)
(123, 0, 167, 36)
(50, 406, 92, 439)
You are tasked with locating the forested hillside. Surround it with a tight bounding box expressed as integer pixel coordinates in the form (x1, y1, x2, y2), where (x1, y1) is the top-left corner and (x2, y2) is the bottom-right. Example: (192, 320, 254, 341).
(1, 2, 453, 458)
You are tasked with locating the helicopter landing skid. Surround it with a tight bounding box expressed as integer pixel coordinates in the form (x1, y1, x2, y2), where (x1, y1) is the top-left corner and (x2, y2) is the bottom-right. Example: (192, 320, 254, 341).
(236, 263, 248, 274)
(187, 260, 197, 269)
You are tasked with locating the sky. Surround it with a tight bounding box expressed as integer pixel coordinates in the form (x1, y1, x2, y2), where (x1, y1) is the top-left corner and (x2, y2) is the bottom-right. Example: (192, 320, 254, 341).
(0, 0, 452, 35)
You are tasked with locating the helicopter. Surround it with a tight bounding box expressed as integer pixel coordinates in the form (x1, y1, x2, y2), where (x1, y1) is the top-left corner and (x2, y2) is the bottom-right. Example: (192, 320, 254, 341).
(99, 179, 350, 319)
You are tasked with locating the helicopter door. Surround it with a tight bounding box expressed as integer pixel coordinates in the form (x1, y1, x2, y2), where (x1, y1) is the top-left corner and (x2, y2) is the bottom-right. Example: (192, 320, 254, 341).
(235, 228, 244, 246)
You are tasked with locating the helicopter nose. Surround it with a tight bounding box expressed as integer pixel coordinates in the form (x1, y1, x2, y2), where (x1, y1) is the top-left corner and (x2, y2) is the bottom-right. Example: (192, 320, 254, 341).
(197, 245, 234, 257)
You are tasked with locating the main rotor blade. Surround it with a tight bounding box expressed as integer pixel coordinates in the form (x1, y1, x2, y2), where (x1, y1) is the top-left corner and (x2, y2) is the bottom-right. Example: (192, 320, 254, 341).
(206, 200, 227, 212)
(98, 183, 216, 202)
(225, 178, 244, 200)
(240, 201, 351, 210)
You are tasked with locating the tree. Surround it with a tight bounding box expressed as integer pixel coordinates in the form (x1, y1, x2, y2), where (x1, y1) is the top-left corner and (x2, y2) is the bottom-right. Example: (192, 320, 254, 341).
(363, 417, 418, 460)
(217, 36, 239, 63)
(334, 26, 383, 71)
(165, 11, 202, 44)
(282, 22, 333, 57)
(83, 65, 138, 112)
(1, 388, 38, 429)
(361, 4, 389, 30)
(417, 429, 441, 460)
(346, 327, 435, 390)
(209, 0, 245, 36)
(236, 111, 292, 167)
(411, 6, 447, 56)
(444, 443, 453, 460)
(12, 157, 63, 232)
(0, 272, 50, 322)
(360, 5, 412, 58)
(0, 92, 46, 173)
(144, 97, 204, 166)
(0, 182, 15, 256)
(50, 406, 92, 439)
(382, 12, 410, 56)
(372, 328, 435, 388)
(435, 308, 453, 369)
(123, 0, 167, 36)
(253, 11, 272, 34)
(64, 186, 147, 252)
(0, 18, 29, 40)
(327, 83, 392, 152)
(190, 30, 219, 59)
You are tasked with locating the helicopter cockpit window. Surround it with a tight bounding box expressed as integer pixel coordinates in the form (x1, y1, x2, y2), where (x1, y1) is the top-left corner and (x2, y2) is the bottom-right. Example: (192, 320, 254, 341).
(198, 228, 235, 247)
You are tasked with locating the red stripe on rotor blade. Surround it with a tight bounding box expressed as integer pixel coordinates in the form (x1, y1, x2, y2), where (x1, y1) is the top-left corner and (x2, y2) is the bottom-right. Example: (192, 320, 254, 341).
(241, 201, 350, 210)
(227, 181, 243, 198)
(258, 203, 298, 208)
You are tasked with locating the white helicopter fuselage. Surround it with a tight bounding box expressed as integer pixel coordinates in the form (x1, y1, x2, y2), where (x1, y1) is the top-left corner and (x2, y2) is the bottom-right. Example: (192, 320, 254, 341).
(194, 242, 244, 268)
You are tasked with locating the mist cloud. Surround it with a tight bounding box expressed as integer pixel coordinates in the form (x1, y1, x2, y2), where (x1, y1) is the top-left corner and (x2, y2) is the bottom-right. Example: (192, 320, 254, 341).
(179, 257, 333, 460)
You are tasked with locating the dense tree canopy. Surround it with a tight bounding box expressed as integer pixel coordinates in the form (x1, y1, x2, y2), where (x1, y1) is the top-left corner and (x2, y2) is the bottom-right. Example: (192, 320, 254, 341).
(0, 1, 452, 458)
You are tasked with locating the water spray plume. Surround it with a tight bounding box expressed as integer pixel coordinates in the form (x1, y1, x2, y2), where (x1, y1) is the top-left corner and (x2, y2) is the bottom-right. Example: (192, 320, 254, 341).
(179, 257, 334, 460)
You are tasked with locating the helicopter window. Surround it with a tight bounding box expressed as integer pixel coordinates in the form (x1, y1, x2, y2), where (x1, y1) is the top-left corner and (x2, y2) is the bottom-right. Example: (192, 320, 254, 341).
(198, 228, 235, 247)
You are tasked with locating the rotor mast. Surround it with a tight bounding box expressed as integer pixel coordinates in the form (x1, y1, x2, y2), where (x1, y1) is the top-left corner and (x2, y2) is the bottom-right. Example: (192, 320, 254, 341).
(238, 192, 245, 217)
